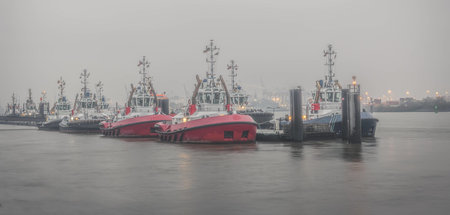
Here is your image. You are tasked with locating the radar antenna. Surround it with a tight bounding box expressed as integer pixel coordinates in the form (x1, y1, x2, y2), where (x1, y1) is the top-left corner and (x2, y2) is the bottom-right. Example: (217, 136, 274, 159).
(80, 69, 90, 97)
(323, 44, 337, 86)
(138, 56, 150, 90)
(57, 77, 66, 98)
(204, 40, 220, 87)
(227, 60, 239, 91)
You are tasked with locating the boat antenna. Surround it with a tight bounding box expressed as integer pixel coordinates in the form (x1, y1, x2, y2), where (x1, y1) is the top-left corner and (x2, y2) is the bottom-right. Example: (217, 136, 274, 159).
(96, 81, 104, 108)
(204, 40, 220, 87)
(227, 60, 238, 91)
(80, 69, 90, 97)
(323, 44, 337, 86)
(138, 56, 150, 90)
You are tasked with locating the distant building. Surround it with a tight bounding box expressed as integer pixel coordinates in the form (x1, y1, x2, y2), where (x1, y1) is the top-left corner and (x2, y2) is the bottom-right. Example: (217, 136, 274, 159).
(444, 95, 450, 102)
(399, 97, 415, 104)
(386, 101, 400, 107)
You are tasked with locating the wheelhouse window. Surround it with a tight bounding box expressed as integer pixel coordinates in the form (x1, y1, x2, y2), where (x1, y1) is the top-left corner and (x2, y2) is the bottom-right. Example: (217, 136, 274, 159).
(327, 92, 333, 102)
(213, 92, 221, 104)
(205, 93, 212, 103)
(239, 96, 246, 105)
(232, 97, 239, 105)
(334, 92, 341, 102)
(198, 92, 204, 103)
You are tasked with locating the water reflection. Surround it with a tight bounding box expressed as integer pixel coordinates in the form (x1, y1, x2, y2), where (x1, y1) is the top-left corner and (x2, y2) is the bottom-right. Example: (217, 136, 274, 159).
(111, 137, 157, 142)
(176, 142, 258, 153)
(288, 143, 303, 160)
(286, 140, 373, 163)
(341, 143, 362, 162)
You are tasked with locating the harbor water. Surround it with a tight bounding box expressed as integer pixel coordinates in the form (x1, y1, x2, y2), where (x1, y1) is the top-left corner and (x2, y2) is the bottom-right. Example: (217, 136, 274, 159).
(1, 112, 450, 214)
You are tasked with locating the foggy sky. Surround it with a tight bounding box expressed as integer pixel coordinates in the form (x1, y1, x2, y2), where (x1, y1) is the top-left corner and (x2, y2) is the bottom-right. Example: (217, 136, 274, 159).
(1, 0, 449, 106)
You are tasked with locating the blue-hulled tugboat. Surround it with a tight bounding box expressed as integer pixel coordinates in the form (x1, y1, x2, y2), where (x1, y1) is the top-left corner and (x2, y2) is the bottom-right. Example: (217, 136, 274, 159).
(304, 44, 378, 137)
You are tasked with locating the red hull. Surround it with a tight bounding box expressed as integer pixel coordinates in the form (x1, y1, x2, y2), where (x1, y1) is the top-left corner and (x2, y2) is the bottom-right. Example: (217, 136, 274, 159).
(101, 114, 172, 137)
(158, 114, 257, 143)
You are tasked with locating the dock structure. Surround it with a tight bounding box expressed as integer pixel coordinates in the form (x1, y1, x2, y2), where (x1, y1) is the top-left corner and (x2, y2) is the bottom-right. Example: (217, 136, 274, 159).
(343, 83, 362, 143)
(256, 83, 363, 143)
(256, 87, 304, 142)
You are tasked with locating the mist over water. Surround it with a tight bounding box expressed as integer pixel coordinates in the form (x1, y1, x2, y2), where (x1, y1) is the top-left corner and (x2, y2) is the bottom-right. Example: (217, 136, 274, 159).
(1, 0, 450, 107)
(0, 112, 449, 214)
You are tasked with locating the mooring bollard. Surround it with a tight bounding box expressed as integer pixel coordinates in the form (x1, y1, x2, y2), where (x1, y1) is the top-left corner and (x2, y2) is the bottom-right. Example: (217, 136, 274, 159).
(289, 88, 303, 142)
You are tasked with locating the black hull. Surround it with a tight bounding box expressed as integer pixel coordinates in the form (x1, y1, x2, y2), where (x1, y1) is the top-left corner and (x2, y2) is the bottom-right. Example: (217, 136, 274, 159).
(37, 119, 62, 131)
(331, 118, 378, 137)
(0, 115, 46, 126)
(303, 112, 378, 138)
(59, 119, 102, 133)
(238, 111, 274, 129)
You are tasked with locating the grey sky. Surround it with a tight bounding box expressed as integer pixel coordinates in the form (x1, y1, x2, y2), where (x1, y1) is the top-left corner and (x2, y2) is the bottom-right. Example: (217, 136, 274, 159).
(1, 0, 449, 106)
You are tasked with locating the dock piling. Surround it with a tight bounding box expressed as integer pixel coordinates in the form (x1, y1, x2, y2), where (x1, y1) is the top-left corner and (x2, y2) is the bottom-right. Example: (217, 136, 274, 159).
(341, 89, 349, 140)
(343, 84, 362, 143)
(289, 88, 303, 142)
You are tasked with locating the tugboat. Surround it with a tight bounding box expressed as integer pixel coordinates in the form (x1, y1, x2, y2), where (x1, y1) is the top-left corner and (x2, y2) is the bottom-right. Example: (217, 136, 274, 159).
(226, 60, 274, 128)
(59, 70, 109, 133)
(304, 44, 378, 137)
(157, 40, 257, 143)
(22, 89, 39, 116)
(95, 81, 110, 112)
(38, 91, 51, 117)
(38, 77, 71, 130)
(0, 90, 46, 126)
(100, 57, 172, 137)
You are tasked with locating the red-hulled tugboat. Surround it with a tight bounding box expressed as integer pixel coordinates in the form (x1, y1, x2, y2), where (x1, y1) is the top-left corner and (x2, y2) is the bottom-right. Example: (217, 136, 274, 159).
(100, 57, 172, 137)
(157, 40, 257, 143)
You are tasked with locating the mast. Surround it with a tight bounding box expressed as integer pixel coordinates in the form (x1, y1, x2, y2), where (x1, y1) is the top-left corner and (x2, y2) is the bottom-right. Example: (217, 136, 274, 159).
(96, 81, 104, 108)
(80, 69, 90, 97)
(323, 44, 337, 86)
(227, 60, 238, 91)
(11, 93, 17, 115)
(57, 77, 66, 99)
(27, 89, 33, 104)
(204, 40, 220, 88)
(41, 90, 47, 101)
(138, 56, 150, 91)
